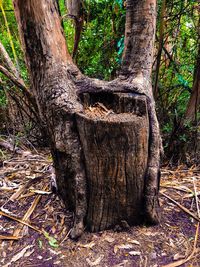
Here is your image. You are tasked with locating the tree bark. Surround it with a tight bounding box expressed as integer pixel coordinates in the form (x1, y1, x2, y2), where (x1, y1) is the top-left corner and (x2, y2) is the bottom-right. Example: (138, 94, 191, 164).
(0, 41, 19, 77)
(13, 0, 161, 238)
(184, 38, 200, 122)
(153, 0, 166, 99)
(77, 93, 149, 232)
(121, 0, 161, 224)
(65, 0, 83, 59)
(121, 0, 157, 79)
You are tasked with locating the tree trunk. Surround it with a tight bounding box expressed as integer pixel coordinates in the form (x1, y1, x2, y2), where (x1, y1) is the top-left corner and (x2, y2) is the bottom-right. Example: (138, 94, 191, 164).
(65, 0, 83, 59)
(13, 0, 161, 239)
(153, 0, 166, 99)
(184, 40, 200, 122)
(167, 18, 200, 163)
(77, 92, 149, 232)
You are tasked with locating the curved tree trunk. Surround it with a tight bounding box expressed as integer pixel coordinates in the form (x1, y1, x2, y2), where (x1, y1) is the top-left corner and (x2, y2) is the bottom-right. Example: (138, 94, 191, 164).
(13, 0, 161, 239)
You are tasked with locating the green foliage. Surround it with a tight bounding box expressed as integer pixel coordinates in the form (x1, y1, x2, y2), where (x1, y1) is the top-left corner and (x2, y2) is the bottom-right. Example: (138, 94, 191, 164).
(0, 86, 7, 107)
(0, 0, 199, 161)
(59, 0, 125, 80)
(43, 230, 59, 248)
(38, 239, 43, 249)
(0, 0, 28, 111)
(155, 0, 199, 146)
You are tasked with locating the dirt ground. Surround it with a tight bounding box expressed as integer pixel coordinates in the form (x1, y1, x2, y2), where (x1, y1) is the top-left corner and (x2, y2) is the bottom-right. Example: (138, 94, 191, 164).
(0, 148, 199, 267)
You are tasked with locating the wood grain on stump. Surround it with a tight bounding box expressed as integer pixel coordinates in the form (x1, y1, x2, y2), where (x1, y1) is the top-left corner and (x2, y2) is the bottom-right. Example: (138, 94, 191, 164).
(76, 92, 149, 232)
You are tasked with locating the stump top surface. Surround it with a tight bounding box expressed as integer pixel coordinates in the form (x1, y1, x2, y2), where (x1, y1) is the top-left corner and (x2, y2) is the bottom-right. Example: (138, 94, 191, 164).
(77, 91, 148, 123)
(77, 110, 145, 124)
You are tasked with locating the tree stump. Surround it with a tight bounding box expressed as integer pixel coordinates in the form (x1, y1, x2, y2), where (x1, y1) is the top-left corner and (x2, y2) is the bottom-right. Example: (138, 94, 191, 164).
(76, 92, 149, 232)
(14, 0, 161, 239)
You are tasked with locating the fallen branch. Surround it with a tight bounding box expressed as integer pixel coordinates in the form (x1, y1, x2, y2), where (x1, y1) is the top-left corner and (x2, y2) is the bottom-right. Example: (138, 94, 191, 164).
(9, 176, 43, 201)
(0, 210, 42, 233)
(0, 235, 21, 240)
(12, 189, 44, 240)
(60, 229, 72, 244)
(160, 192, 200, 222)
(160, 185, 190, 193)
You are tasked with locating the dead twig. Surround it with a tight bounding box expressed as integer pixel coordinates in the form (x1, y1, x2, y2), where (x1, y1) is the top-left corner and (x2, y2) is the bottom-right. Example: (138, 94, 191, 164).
(161, 222, 199, 267)
(0, 235, 21, 240)
(160, 192, 200, 222)
(9, 176, 43, 202)
(60, 229, 72, 244)
(193, 177, 200, 218)
(0, 64, 27, 91)
(0, 210, 42, 233)
(12, 192, 43, 240)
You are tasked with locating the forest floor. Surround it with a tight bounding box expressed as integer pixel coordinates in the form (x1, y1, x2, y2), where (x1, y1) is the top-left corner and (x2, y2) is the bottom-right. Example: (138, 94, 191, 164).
(0, 145, 200, 267)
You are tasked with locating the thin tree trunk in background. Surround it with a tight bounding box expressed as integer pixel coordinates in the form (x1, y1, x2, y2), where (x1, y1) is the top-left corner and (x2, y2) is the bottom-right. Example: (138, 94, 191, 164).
(65, 0, 83, 59)
(184, 30, 200, 122)
(154, 0, 166, 99)
(0, 40, 44, 140)
(13, 0, 161, 238)
(167, 17, 200, 163)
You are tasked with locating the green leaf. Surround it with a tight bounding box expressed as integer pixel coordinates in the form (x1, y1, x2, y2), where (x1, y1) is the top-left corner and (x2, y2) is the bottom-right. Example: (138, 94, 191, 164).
(43, 230, 59, 248)
(38, 240, 43, 249)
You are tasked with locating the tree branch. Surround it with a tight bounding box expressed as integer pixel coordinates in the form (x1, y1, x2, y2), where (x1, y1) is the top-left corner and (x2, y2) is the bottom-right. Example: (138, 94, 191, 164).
(0, 64, 39, 117)
(0, 41, 19, 77)
(0, 64, 26, 91)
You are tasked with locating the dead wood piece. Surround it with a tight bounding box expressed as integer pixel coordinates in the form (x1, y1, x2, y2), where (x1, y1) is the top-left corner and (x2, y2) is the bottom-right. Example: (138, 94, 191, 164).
(18, 192, 35, 199)
(60, 229, 72, 244)
(76, 93, 149, 232)
(160, 185, 191, 193)
(0, 64, 26, 91)
(12, 187, 45, 240)
(0, 235, 21, 240)
(9, 176, 43, 201)
(84, 103, 114, 119)
(0, 210, 41, 233)
(183, 192, 200, 199)
(0, 41, 19, 77)
(160, 192, 200, 222)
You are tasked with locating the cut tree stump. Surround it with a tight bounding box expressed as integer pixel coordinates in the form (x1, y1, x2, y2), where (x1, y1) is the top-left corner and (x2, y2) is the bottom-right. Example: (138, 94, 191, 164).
(76, 92, 149, 232)
(13, 0, 160, 239)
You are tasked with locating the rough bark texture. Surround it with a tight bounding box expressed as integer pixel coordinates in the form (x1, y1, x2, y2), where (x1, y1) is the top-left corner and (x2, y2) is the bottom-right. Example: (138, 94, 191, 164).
(13, 0, 161, 238)
(122, 0, 157, 79)
(121, 0, 161, 224)
(13, 0, 87, 238)
(77, 92, 149, 232)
